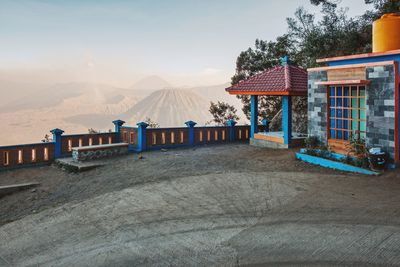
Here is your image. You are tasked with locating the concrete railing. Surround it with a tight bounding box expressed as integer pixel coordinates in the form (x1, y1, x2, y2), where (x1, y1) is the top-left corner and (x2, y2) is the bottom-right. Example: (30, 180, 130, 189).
(0, 119, 266, 171)
(120, 120, 265, 152)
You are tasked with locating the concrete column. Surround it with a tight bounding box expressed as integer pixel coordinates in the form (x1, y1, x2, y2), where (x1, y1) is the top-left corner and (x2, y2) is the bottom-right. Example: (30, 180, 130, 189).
(185, 120, 197, 146)
(250, 95, 258, 138)
(112, 119, 125, 143)
(282, 96, 292, 145)
(227, 119, 237, 142)
(136, 122, 149, 152)
(50, 128, 64, 158)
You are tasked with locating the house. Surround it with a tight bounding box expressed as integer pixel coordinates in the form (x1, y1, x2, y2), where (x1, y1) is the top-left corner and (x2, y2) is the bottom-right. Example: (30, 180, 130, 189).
(307, 13, 400, 165)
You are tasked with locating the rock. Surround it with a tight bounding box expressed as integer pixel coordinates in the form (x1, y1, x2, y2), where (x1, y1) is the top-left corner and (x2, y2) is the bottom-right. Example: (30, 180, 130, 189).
(31, 189, 37, 193)
(161, 149, 168, 152)
(138, 154, 143, 160)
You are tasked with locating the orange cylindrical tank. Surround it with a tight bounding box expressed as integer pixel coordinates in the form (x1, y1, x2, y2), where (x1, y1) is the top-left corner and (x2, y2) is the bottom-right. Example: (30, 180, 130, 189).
(373, 13, 400, 53)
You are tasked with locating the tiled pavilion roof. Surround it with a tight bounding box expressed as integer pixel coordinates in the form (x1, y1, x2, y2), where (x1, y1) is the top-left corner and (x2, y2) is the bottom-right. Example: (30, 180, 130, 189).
(225, 63, 308, 96)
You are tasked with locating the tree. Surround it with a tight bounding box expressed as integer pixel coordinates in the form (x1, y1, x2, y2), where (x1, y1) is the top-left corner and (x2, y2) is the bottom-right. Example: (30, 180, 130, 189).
(364, 0, 400, 19)
(209, 101, 240, 125)
(230, 0, 388, 133)
(144, 117, 160, 128)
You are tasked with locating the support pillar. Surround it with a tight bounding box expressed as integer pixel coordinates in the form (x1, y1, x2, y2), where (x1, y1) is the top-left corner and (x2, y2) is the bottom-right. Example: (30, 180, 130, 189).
(282, 96, 292, 145)
(250, 95, 258, 138)
(227, 119, 237, 141)
(185, 120, 197, 146)
(112, 119, 125, 143)
(136, 122, 149, 152)
(50, 128, 64, 158)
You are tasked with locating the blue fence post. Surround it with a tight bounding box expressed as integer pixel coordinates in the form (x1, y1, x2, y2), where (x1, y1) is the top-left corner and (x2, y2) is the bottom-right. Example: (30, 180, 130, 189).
(50, 128, 64, 158)
(261, 118, 269, 133)
(185, 120, 197, 146)
(136, 122, 149, 152)
(227, 119, 237, 142)
(112, 119, 125, 143)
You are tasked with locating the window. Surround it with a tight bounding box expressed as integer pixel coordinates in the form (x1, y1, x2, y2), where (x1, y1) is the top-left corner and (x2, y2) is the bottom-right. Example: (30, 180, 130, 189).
(207, 130, 211, 141)
(108, 136, 112, 144)
(18, 150, 23, 164)
(238, 129, 242, 139)
(31, 149, 36, 162)
(171, 132, 175, 144)
(214, 130, 218, 141)
(180, 131, 184, 144)
(79, 138, 83, 147)
(44, 147, 49, 161)
(245, 129, 249, 139)
(152, 132, 157, 145)
(99, 137, 103, 145)
(199, 131, 203, 142)
(89, 138, 93, 146)
(222, 130, 226, 141)
(328, 85, 366, 141)
(68, 139, 72, 152)
(3, 151, 9, 166)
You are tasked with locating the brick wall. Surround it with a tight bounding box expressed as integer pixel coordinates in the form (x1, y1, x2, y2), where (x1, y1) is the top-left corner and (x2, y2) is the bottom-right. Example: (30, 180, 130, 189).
(61, 133, 117, 156)
(366, 64, 396, 160)
(0, 143, 55, 170)
(120, 127, 138, 145)
(308, 65, 397, 161)
(308, 70, 328, 143)
(146, 128, 189, 148)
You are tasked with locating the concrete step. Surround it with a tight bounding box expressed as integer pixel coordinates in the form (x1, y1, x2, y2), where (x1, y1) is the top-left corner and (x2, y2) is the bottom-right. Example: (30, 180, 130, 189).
(0, 183, 40, 198)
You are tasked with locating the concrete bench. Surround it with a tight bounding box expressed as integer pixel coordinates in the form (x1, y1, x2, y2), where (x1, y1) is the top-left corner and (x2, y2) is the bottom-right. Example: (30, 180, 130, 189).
(72, 143, 129, 162)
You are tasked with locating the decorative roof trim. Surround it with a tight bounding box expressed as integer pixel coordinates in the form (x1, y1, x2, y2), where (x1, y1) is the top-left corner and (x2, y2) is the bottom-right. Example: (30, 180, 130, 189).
(316, 49, 400, 63)
(227, 90, 307, 96)
(316, 80, 371, 86)
(308, 61, 395, 72)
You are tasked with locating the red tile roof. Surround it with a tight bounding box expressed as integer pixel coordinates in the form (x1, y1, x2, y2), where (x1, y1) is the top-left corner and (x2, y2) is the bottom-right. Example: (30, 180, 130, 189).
(225, 65, 308, 96)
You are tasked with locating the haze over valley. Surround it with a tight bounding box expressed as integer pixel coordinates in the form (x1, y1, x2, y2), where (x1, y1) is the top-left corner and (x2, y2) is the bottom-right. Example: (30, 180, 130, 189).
(0, 75, 244, 145)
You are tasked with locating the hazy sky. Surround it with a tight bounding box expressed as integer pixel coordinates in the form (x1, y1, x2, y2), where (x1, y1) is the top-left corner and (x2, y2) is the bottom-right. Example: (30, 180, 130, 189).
(0, 0, 369, 87)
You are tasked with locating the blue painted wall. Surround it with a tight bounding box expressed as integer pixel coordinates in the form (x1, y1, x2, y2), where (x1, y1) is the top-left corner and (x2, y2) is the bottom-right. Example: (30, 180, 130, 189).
(327, 54, 400, 74)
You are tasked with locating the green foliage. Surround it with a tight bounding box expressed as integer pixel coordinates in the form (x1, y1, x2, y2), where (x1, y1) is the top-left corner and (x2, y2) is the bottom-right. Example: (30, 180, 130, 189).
(209, 101, 240, 125)
(349, 137, 369, 157)
(364, 0, 400, 20)
(144, 117, 160, 128)
(41, 134, 51, 143)
(347, 137, 370, 168)
(88, 128, 99, 134)
(231, 0, 392, 132)
(304, 136, 321, 149)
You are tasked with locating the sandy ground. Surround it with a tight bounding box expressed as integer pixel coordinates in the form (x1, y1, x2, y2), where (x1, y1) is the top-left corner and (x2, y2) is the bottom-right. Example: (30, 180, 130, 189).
(0, 144, 400, 266)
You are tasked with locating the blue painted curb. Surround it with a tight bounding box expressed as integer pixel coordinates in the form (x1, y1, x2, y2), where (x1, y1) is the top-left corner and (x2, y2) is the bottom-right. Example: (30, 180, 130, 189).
(296, 152, 379, 175)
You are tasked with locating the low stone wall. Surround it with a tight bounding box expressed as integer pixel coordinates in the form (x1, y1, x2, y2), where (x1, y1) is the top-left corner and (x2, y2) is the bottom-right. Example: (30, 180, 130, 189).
(72, 144, 129, 162)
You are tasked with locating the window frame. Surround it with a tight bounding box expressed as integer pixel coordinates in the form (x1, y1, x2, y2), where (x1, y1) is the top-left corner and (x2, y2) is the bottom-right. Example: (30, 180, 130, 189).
(327, 84, 367, 142)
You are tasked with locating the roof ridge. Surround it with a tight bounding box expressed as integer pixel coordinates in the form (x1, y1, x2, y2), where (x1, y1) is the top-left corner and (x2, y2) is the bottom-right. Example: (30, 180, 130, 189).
(284, 65, 291, 90)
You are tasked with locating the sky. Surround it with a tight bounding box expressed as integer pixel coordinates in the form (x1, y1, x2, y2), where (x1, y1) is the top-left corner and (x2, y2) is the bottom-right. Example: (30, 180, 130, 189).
(0, 0, 370, 87)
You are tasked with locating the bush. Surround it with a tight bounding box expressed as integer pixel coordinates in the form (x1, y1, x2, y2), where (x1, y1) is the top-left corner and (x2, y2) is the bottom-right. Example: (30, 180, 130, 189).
(304, 136, 321, 149)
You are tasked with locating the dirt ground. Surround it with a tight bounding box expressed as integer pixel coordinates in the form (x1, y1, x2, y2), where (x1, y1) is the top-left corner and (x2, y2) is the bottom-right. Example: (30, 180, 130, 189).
(0, 144, 400, 266)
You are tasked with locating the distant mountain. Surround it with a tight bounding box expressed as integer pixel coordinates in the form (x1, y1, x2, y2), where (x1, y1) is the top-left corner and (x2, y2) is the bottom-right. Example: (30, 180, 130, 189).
(188, 83, 247, 124)
(0, 82, 138, 113)
(121, 89, 212, 127)
(130, 75, 171, 91)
